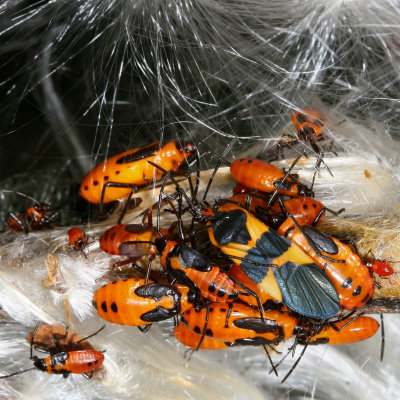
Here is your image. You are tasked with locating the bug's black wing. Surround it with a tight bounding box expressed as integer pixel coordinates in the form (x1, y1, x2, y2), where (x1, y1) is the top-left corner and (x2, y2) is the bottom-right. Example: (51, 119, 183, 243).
(274, 261, 339, 319)
(244, 228, 339, 319)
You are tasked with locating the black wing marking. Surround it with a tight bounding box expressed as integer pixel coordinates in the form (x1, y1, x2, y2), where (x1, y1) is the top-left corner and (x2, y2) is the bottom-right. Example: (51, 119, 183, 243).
(116, 142, 160, 164)
(274, 262, 339, 319)
(239, 228, 292, 284)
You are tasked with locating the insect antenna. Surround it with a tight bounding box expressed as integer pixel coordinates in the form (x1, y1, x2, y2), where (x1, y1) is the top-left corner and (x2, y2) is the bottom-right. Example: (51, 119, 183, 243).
(0, 367, 37, 379)
(71, 325, 106, 347)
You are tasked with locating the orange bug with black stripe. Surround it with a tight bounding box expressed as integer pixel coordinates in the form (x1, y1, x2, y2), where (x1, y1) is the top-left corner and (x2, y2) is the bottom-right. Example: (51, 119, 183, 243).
(273, 108, 330, 158)
(201, 201, 340, 319)
(79, 141, 197, 223)
(179, 304, 379, 349)
(0, 325, 105, 379)
(181, 302, 298, 345)
(230, 156, 313, 200)
(270, 197, 374, 310)
(3, 190, 59, 233)
(93, 278, 195, 330)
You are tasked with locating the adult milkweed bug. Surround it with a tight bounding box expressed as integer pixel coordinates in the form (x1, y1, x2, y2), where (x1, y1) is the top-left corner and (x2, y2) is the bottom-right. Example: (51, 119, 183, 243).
(285, 226, 374, 309)
(93, 278, 194, 329)
(79, 141, 197, 223)
(202, 202, 340, 319)
(0, 325, 105, 379)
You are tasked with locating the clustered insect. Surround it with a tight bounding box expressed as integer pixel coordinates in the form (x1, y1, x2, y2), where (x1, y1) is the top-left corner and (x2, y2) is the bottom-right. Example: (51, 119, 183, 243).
(2, 111, 394, 383)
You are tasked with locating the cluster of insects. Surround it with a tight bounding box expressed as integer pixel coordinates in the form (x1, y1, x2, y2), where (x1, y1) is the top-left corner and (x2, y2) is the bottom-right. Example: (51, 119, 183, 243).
(2, 108, 393, 382)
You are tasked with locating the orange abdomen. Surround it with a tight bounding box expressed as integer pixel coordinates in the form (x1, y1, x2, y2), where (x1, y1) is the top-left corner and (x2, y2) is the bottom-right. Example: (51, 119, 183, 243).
(93, 279, 192, 325)
(185, 266, 239, 303)
(306, 316, 379, 345)
(99, 225, 157, 256)
(174, 323, 230, 350)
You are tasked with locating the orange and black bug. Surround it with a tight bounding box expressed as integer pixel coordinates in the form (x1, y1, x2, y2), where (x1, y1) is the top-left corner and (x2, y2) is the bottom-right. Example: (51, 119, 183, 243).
(230, 157, 313, 199)
(203, 202, 340, 319)
(98, 213, 173, 281)
(93, 278, 195, 329)
(68, 227, 90, 257)
(291, 108, 327, 144)
(155, 240, 263, 308)
(273, 108, 329, 158)
(79, 141, 197, 223)
(2, 190, 58, 233)
(267, 197, 344, 236)
(0, 325, 105, 379)
(299, 315, 379, 345)
(174, 323, 231, 350)
(7, 202, 58, 233)
(282, 224, 374, 309)
(181, 302, 298, 345)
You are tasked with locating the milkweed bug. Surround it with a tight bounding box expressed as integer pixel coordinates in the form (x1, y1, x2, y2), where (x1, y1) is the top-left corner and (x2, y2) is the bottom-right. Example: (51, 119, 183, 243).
(68, 227, 90, 257)
(2, 190, 59, 233)
(364, 258, 394, 277)
(291, 108, 327, 143)
(300, 315, 379, 345)
(99, 216, 172, 281)
(181, 302, 298, 344)
(202, 202, 340, 319)
(230, 158, 313, 198)
(0, 325, 105, 379)
(273, 108, 329, 159)
(150, 143, 338, 318)
(93, 278, 194, 328)
(7, 203, 58, 233)
(285, 226, 374, 309)
(79, 142, 196, 215)
(174, 323, 232, 350)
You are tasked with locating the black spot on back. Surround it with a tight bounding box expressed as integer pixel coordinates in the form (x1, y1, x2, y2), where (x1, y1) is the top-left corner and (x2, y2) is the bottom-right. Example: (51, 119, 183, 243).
(342, 277, 353, 288)
(352, 286, 362, 296)
(208, 283, 216, 293)
(101, 302, 107, 312)
(111, 302, 118, 312)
